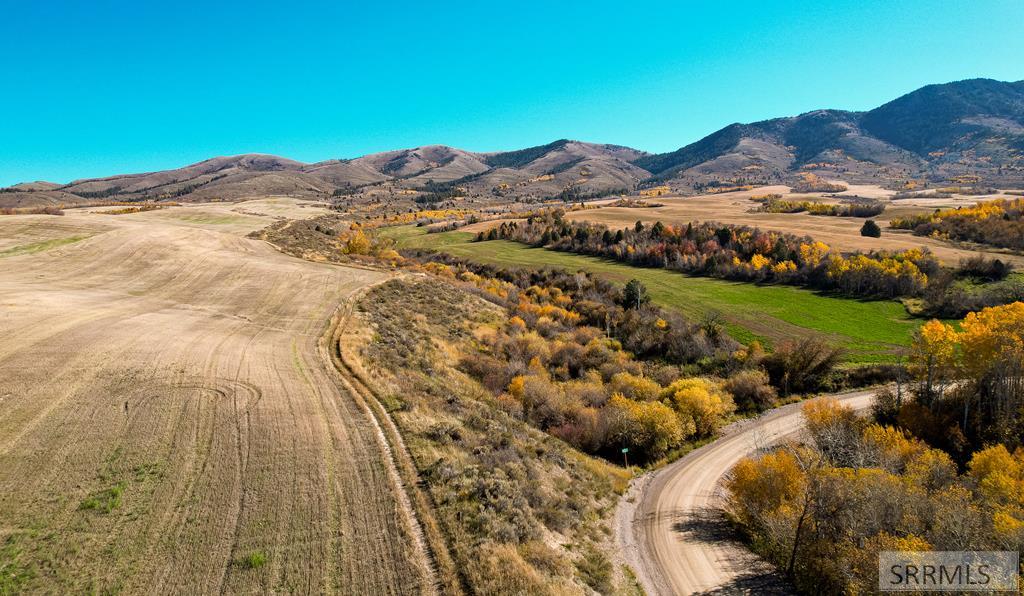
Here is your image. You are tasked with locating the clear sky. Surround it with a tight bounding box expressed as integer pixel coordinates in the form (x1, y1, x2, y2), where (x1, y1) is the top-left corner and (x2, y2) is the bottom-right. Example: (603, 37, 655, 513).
(2, 0, 1023, 186)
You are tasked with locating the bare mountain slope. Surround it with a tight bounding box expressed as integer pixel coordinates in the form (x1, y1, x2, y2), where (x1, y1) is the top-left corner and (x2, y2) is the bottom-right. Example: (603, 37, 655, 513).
(10, 181, 61, 191)
(352, 145, 490, 182)
(633, 110, 923, 187)
(2, 143, 651, 207)
(635, 78, 1024, 188)
(302, 159, 390, 187)
(458, 140, 650, 198)
(61, 154, 307, 196)
(6, 78, 1024, 208)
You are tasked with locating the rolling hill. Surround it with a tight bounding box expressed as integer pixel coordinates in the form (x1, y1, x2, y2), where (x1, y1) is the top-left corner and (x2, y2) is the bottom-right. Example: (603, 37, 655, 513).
(4, 78, 1023, 209)
(1, 141, 653, 207)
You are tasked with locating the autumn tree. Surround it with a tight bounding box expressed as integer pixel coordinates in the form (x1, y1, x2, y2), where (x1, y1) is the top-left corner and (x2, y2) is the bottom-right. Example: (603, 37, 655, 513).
(909, 319, 959, 407)
(762, 338, 843, 395)
(660, 378, 736, 437)
(907, 302, 1024, 449)
(341, 227, 372, 255)
(726, 401, 1002, 594)
(968, 445, 1024, 548)
(606, 393, 687, 461)
(607, 371, 660, 402)
(803, 398, 865, 467)
(958, 302, 1024, 444)
(491, 213, 940, 299)
(723, 369, 777, 412)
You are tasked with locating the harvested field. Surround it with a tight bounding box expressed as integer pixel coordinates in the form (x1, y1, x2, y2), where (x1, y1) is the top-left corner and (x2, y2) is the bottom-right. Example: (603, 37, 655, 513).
(0, 201, 434, 593)
(458, 185, 1023, 266)
(0, 217, 110, 253)
(560, 186, 1024, 267)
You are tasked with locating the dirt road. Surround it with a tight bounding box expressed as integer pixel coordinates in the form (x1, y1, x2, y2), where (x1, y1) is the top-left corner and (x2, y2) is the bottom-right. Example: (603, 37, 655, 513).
(0, 201, 433, 593)
(617, 390, 875, 595)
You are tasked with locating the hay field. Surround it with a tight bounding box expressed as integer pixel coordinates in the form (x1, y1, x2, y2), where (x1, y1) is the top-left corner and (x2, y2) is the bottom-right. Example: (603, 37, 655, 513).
(0, 201, 434, 593)
(561, 185, 1024, 267)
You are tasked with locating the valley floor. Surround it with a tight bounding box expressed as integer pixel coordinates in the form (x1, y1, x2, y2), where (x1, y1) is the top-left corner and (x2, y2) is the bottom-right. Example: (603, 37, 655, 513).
(381, 225, 923, 363)
(564, 186, 1024, 269)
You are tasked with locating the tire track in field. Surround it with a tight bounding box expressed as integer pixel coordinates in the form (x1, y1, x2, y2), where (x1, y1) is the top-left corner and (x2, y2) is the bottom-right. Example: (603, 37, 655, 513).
(0, 205, 429, 594)
(328, 291, 465, 596)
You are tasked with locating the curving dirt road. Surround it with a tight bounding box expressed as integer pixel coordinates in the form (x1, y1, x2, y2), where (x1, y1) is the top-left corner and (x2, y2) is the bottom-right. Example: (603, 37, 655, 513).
(0, 201, 434, 594)
(618, 390, 875, 595)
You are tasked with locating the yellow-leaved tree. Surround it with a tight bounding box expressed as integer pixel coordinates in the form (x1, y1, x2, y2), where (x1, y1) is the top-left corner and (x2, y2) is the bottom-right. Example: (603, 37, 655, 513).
(968, 445, 1024, 549)
(909, 319, 960, 407)
(341, 227, 372, 255)
(909, 302, 1024, 447)
(608, 371, 661, 402)
(958, 302, 1024, 377)
(606, 393, 688, 461)
(660, 378, 735, 437)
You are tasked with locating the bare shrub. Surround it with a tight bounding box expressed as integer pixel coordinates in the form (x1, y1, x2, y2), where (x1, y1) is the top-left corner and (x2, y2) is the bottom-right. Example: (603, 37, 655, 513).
(723, 369, 778, 412)
(762, 338, 843, 395)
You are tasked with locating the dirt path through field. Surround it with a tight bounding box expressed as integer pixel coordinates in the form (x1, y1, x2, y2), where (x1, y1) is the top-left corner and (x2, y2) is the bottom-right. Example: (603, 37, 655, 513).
(0, 202, 432, 594)
(617, 390, 875, 595)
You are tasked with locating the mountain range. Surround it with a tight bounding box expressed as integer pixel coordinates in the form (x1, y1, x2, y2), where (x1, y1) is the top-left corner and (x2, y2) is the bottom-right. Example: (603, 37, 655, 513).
(4, 78, 1023, 209)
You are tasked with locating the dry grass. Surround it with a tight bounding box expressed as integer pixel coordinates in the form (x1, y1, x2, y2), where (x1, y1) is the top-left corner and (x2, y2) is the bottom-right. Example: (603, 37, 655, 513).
(349, 277, 639, 594)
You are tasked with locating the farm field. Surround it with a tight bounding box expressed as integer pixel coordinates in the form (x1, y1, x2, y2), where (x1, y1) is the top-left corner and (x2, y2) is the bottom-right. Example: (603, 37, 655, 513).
(456, 184, 1024, 268)
(562, 186, 1024, 267)
(0, 200, 433, 594)
(381, 225, 923, 362)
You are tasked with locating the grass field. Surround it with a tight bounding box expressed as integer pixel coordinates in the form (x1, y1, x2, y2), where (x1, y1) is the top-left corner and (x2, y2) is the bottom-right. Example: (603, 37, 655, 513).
(382, 225, 924, 363)
(0, 234, 92, 258)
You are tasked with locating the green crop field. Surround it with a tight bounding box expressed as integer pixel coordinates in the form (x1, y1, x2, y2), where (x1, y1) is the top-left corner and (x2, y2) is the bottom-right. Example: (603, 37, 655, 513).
(381, 225, 925, 363)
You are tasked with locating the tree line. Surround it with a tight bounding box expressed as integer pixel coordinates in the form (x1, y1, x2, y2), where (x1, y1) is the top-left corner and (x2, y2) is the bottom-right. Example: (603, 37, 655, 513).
(482, 213, 938, 299)
(891, 198, 1024, 251)
(759, 197, 886, 218)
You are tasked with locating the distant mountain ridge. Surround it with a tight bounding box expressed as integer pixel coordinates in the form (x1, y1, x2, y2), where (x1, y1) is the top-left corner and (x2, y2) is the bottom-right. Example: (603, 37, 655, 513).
(4, 78, 1023, 208)
(638, 78, 1024, 188)
(862, 78, 1024, 155)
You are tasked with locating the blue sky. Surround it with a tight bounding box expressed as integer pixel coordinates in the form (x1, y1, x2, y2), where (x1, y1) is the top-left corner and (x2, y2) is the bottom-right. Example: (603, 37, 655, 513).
(2, 0, 1023, 186)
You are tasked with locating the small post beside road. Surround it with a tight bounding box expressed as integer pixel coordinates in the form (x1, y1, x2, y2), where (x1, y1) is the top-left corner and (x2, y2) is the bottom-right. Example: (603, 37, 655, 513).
(622, 447, 629, 468)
